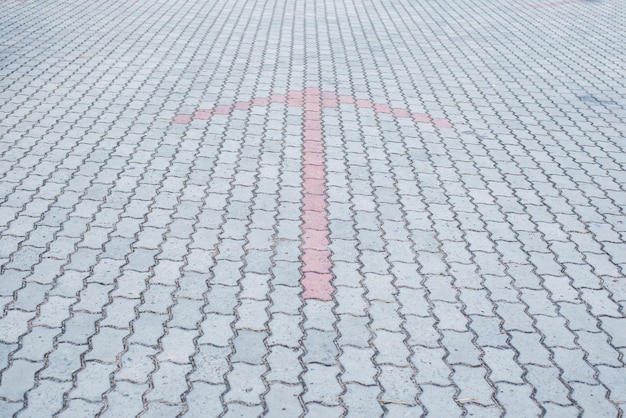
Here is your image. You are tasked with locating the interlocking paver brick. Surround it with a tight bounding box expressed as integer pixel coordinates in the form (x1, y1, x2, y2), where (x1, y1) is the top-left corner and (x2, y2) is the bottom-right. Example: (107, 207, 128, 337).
(184, 382, 226, 417)
(100, 381, 147, 418)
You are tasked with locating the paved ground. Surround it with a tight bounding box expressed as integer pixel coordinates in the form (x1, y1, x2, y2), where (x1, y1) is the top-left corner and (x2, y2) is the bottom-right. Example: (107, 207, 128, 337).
(0, 0, 625, 416)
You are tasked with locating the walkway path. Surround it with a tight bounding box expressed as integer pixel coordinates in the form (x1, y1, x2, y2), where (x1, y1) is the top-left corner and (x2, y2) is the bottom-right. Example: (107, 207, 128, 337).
(0, 0, 624, 416)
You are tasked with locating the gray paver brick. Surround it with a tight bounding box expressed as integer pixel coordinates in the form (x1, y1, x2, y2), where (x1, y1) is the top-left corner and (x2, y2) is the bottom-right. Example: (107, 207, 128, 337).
(418, 384, 463, 417)
(265, 383, 304, 418)
(69, 361, 116, 402)
(340, 346, 376, 385)
(231, 330, 267, 365)
(570, 383, 619, 418)
(146, 361, 191, 404)
(116, 344, 157, 384)
(525, 365, 571, 405)
(305, 403, 343, 418)
(13, 326, 58, 362)
(57, 399, 103, 418)
(442, 331, 481, 366)
(302, 364, 342, 405)
(19, 379, 72, 418)
(100, 381, 147, 418)
(495, 382, 541, 418)
(342, 383, 382, 418)
(265, 346, 302, 384)
(0, 359, 42, 401)
(452, 365, 494, 406)
(223, 363, 266, 405)
(185, 382, 226, 417)
(576, 331, 621, 366)
(412, 346, 452, 386)
(373, 330, 410, 366)
(303, 329, 338, 366)
(142, 403, 184, 418)
(224, 404, 264, 417)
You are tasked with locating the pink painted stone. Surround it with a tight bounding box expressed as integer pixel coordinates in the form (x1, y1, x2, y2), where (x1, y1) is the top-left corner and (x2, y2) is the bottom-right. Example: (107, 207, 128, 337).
(355, 99, 374, 108)
(374, 104, 393, 113)
(303, 140, 324, 153)
(338, 95, 355, 104)
(392, 108, 411, 118)
(302, 177, 326, 195)
(303, 152, 325, 167)
(233, 101, 251, 111)
(301, 272, 334, 301)
(213, 105, 232, 115)
(252, 97, 269, 106)
(322, 91, 338, 100)
(303, 164, 325, 180)
(432, 118, 453, 129)
(304, 110, 322, 121)
(288, 90, 304, 98)
(302, 210, 329, 230)
(301, 249, 332, 272)
(302, 194, 326, 212)
(305, 119, 323, 131)
(322, 99, 338, 108)
(287, 98, 304, 107)
(302, 229, 330, 250)
(193, 109, 213, 120)
(173, 114, 192, 124)
(412, 113, 432, 123)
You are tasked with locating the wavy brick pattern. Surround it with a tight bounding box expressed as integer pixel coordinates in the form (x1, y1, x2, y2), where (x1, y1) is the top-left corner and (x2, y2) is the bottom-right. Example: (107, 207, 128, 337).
(0, 0, 625, 416)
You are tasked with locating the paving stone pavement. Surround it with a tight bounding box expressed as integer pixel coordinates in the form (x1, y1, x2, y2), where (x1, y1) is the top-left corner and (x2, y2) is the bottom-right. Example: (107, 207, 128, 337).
(0, 0, 625, 416)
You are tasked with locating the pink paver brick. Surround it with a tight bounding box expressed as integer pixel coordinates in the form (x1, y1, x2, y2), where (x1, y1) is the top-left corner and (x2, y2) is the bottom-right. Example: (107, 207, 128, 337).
(252, 97, 270, 106)
(302, 229, 330, 250)
(173, 114, 192, 124)
(302, 194, 327, 211)
(374, 104, 393, 113)
(303, 152, 325, 167)
(305, 119, 322, 131)
(303, 140, 324, 153)
(305, 110, 322, 121)
(322, 99, 338, 108)
(392, 108, 411, 118)
(213, 105, 233, 115)
(193, 109, 213, 120)
(233, 101, 251, 111)
(355, 99, 374, 108)
(412, 113, 432, 123)
(338, 95, 355, 104)
(287, 90, 304, 98)
(432, 118, 453, 129)
(301, 272, 334, 301)
(301, 249, 332, 273)
(287, 98, 304, 107)
(303, 164, 325, 180)
(302, 210, 329, 230)
(302, 178, 326, 195)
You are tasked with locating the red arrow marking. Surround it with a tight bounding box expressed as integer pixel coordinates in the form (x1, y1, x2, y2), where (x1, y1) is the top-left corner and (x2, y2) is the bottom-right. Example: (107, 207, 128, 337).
(173, 88, 453, 301)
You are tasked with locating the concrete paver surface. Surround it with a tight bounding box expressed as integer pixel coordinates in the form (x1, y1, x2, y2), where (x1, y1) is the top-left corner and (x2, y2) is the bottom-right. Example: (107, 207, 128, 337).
(1, 0, 625, 416)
